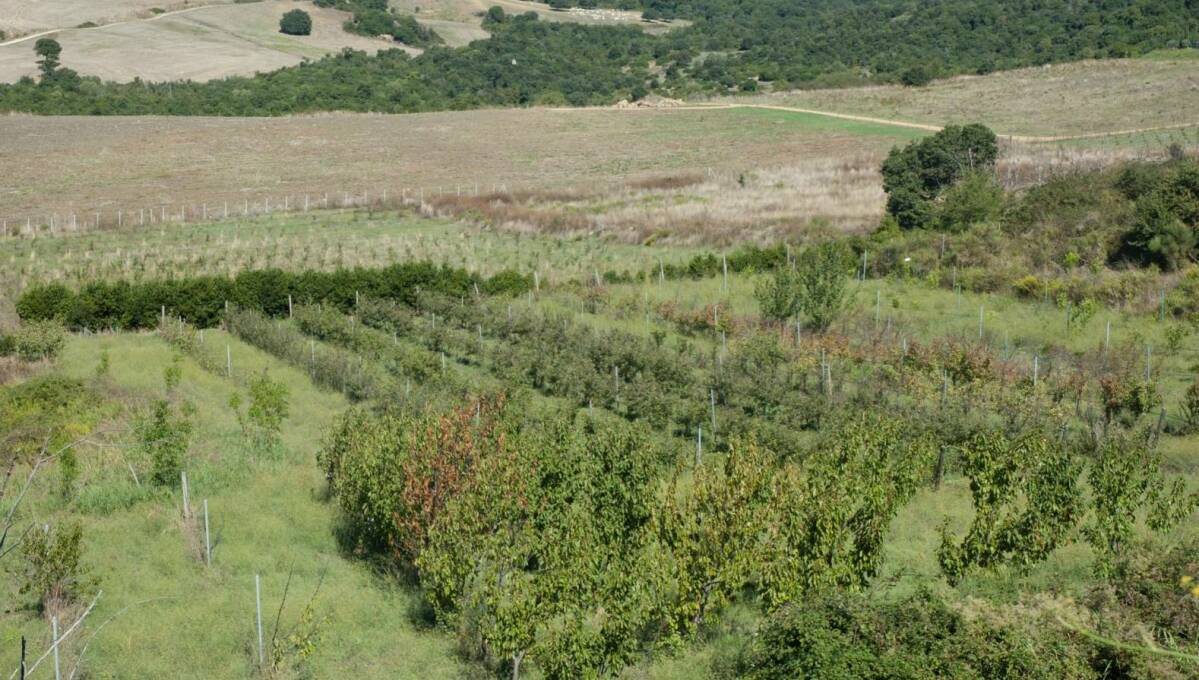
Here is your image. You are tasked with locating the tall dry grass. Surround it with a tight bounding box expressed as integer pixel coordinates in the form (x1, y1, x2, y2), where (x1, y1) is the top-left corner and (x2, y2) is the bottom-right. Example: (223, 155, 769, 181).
(422, 141, 1176, 246)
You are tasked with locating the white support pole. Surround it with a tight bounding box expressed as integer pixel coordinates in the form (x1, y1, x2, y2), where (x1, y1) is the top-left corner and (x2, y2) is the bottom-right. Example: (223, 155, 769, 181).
(710, 389, 717, 433)
(255, 575, 265, 666)
(181, 471, 190, 519)
(203, 499, 211, 566)
(52, 615, 61, 680)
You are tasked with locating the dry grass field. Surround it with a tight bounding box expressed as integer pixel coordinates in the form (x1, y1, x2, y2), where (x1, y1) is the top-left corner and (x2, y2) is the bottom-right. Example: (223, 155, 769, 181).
(0, 0, 672, 79)
(0, 1, 394, 83)
(0, 56, 1192, 246)
(0, 107, 919, 218)
(388, 0, 677, 46)
(0, 0, 232, 39)
(734, 56, 1199, 137)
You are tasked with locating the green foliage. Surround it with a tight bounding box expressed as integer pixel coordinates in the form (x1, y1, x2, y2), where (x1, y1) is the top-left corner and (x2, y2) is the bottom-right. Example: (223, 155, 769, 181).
(279, 9, 313, 36)
(793, 242, 852, 332)
(881, 124, 999, 230)
(136, 399, 192, 487)
(1098, 374, 1160, 426)
(1180, 374, 1199, 435)
(938, 430, 1082, 585)
(655, 440, 774, 639)
(59, 446, 79, 500)
(16, 262, 526, 331)
(7, 319, 66, 361)
(4, 2, 1195, 115)
(417, 413, 662, 679)
(1083, 434, 1198, 576)
(761, 415, 936, 608)
(1123, 160, 1199, 270)
(0, 376, 104, 465)
(319, 397, 506, 559)
(20, 521, 95, 613)
(899, 64, 933, 87)
(163, 353, 183, 392)
(753, 267, 798, 324)
(936, 171, 1005, 233)
(727, 589, 1096, 680)
(33, 38, 61, 80)
(241, 370, 290, 453)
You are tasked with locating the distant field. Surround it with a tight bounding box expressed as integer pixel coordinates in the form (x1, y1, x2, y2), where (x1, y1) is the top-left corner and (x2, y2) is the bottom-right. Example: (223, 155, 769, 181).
(736, 57, 1199, 137)
(389, 0, 677, 46)
(0, 0, 232, 39)
(0, 1, 393, 83)
(0, 107, 918, 218)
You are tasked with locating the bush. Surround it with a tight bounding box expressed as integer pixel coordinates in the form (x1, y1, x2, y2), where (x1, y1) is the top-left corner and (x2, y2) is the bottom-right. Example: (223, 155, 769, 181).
(881, 124, 999, 230)
(234, 370, 290, 453)
(21, 521, 95, 615)
(1122, 160, 1199, 270)
(10, 319, 66, 361)
(899, 64, 933, 87)
(280, 9, 313, 35)
(937, 171, 1005, 232)
(727, 590, 1095, 680)
(17, 261, 516, 331)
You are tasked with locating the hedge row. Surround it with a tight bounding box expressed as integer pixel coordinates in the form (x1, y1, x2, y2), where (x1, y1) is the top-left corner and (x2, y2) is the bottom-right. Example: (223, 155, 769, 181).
(16, 263, 533, 330)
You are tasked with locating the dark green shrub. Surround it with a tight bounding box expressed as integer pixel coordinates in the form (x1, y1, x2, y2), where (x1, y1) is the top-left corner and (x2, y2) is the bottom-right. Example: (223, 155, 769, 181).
(17, 261, 508, 331)
(280, 9, 313, 36)
(899, 64, 933, 87)
(1122, 160, 1199, 270)
(727, 590, 1095, 680)
(881, 124, 999, 230)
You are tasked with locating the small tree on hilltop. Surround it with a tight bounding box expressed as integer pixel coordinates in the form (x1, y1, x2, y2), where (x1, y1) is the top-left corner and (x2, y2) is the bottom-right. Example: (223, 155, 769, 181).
(280, 9, 313, 36)
(34, 38, 62, 81)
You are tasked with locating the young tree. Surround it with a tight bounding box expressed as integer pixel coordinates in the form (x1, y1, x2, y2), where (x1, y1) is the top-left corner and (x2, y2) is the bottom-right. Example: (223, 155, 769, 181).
(753, 267, 798, 325)
(21, 521, 95, 615)
(279, 9, 313, 36)
(793, 242, 852, 332)
(137, 400, 192, 487)
(761, 415, 935, 608)
(937, 430, 1081, 585)
(656, 440, 775, 639)
(33, 38, 62, 81)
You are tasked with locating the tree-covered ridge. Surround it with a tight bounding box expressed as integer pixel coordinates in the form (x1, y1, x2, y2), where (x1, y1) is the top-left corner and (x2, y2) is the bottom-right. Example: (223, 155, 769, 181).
(0, 0, 1196, 115)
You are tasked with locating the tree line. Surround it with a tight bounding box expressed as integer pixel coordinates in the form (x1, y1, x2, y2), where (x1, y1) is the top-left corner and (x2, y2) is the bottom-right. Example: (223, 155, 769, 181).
(1, 0, 1195, 115)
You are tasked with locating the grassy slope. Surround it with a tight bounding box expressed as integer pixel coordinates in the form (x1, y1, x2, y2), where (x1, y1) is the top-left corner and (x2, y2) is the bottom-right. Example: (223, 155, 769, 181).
(3, 261, 1197, 677)
(0, 333, 464, 678)
(734, 55, 1199, 137)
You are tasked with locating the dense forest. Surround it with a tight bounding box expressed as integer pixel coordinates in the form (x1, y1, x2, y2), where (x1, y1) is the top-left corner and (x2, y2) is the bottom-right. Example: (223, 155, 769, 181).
(0, 0, 1196, 115)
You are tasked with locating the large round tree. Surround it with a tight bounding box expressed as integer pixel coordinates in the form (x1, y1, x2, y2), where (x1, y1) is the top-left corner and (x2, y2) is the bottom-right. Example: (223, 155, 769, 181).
(279, 9, 313, 36)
